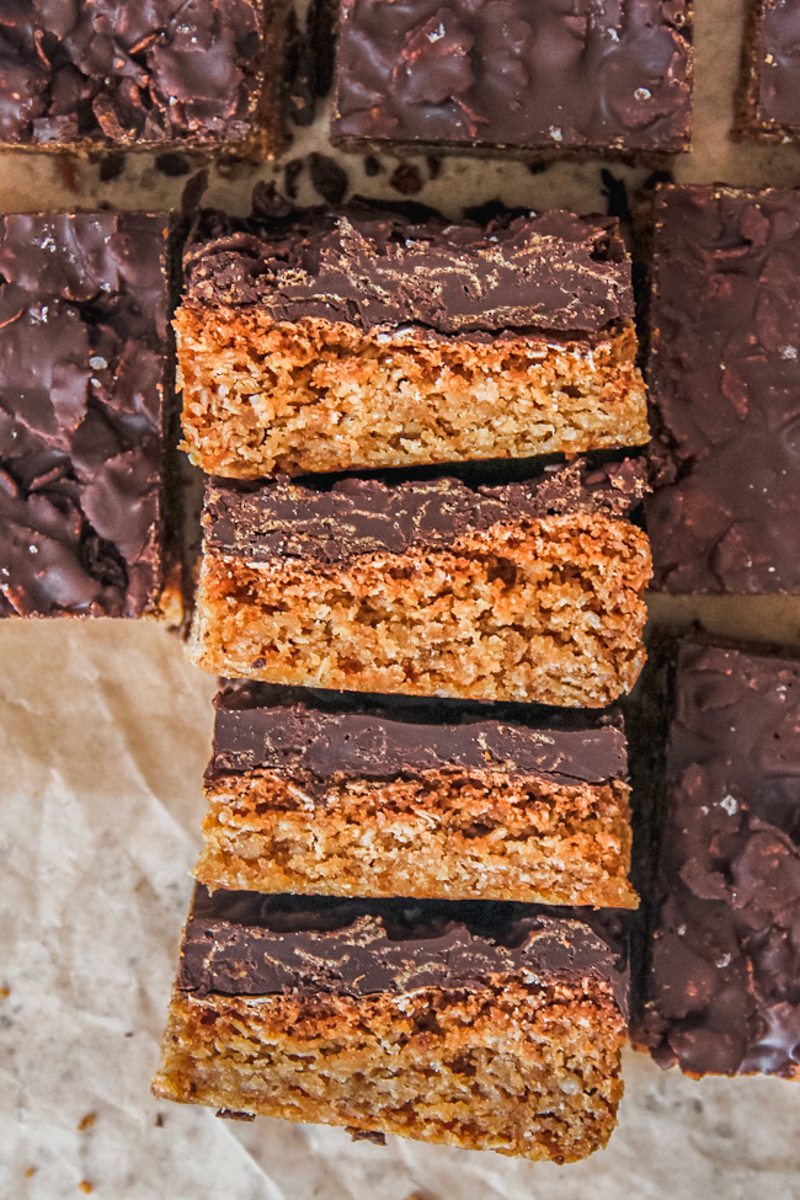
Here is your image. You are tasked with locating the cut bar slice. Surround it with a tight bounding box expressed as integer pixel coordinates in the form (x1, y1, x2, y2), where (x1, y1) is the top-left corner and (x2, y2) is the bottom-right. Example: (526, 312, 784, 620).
(636, 641, 800, 1079)
(198, 683, 638, 906)
(0, 1, 279, 155)
(646, 184, 800, 593)
(153, 889, 629, 1162)
(178, 207, 648, 477)
(332, 0, 693, 157)
(738, 0, 800, 141)
(0, 212, 176, 619)
(189, 461, 652, 707)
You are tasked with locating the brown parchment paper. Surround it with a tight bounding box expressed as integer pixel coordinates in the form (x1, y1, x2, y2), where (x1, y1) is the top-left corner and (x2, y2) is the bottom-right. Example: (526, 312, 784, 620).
(3, 0, 800, 1195)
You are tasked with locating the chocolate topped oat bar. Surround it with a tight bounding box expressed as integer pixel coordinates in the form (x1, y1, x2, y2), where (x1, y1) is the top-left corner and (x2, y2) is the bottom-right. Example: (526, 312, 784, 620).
(154, 888, 629, 1161)
(178, 206, 648, 478)
(197, 682, 638, 906)
(189, 460, 652, 707)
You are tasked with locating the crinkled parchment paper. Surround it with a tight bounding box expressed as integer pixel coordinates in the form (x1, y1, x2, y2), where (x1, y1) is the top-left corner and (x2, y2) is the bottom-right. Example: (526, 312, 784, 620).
(3, 0, 800, 1195)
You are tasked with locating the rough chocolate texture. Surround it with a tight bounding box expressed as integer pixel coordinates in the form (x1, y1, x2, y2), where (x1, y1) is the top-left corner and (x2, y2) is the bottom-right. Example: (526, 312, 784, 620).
(640, 642, 800, 1078)
(182, 207, 635, 336)
(646, 185, 800, 593)
(210, 681, 628, 785)
(751, 0, 800, 129)
(204, 458, 647, 564)
(0, 212, 168, 617)
(179, 887, 629, 1014)
(333, 0, 693, 154)
(0, 0, 264, 148)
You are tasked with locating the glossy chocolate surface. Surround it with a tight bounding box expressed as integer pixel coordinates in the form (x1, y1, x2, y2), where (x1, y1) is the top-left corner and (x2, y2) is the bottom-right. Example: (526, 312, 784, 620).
(754, 0, 800, 128)
(646, 185, 800, 593)
(183, 207, 635, 336)
(0, 212, 168, 617)
(641, 642, 800, 1078)
(179, 887, 630, 1014)
(203, 458, 647, 564)
(209, 681, 629, 785)
(333, 0, 692, 153)
(0, 0, 264, 147)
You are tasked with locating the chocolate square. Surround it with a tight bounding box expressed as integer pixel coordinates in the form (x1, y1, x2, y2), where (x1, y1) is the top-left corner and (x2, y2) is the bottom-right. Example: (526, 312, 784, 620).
(332, 0, 693, 155)
(0, 0, 265, 149)
(646, 185, 800, 593)
(0, 212, 171, 617)
(639, 641, 800, 1078)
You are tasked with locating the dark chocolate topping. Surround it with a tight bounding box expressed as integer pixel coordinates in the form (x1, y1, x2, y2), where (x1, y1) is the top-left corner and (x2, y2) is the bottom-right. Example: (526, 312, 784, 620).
(204, 458, 647, 564)
(333, 0, 692, 153)
(0, 212, 167, 617)
(0, 0, 263, 147)
(641, 642, 800, 1078)
(182, 207, 634, 335)
(210, 681, 628, 784)
(179, 887, 629, 1015)
(756, 0, 800, 128)
(646, 185, 800, 595)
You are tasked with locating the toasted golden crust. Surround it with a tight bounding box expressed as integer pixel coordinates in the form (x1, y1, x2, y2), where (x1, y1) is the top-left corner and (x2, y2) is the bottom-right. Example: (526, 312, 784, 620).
(189, 511, 651, 706)
(196, 769, 637, 907)
(177, 309, 649, 477)
(153, 977, 625, 1162)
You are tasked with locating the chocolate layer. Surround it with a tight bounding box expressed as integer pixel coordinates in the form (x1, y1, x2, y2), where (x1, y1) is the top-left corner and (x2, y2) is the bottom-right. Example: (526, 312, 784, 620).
(646, 185, 800, 593)
(204, 459, 647, 565)
(640, 642, 800, 1078)
(753, 0, 800, 129)
(0, 212, 168, 617)
(333, 0, 692, 154)
(182, 207, 634, 336)
(179, 887, 629, 1014)
(210, 682, 628, 785)
(0, 0, 264, 147)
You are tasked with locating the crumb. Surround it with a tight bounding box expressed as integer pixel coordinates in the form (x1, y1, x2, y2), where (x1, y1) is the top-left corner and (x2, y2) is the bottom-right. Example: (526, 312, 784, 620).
(348, 1128, 386, 1145)
(389, 162, 423, 194)
(77, 1112, 96, 1133)
(155, 152, 192, 177)
(215, 1108, 256, 1121)
(58, 156, 80, 192)
(308, 153, 348, 204)
(284, 158, 304, 200)
(0, 987, 9, 1000)
(154, 1113, 165, 1128)
(24, 1166, 36, 1178)
(97, 153, 124, 182)
(78, 1182, 93, 1195)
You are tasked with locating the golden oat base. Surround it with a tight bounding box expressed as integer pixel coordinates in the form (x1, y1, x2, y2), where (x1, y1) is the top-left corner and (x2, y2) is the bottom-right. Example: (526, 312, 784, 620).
(190, 512, 652, 706)
(176, 309, 649, 477)
(153, 978, 625, 1162)
(197, 769, 637, 907)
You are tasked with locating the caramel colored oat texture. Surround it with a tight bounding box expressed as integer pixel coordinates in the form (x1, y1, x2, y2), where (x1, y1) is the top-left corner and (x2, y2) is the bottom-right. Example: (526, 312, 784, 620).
(190, 506, 651, 707)
(197, 769, 637, 907)
(177, 311, 648, 477)
(154, 979, 624, 1162)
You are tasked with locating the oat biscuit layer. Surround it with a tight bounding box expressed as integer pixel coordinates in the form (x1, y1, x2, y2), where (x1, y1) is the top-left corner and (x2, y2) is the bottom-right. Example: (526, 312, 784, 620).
(178, 208, 647, 476)
(178, 313, 647, 477)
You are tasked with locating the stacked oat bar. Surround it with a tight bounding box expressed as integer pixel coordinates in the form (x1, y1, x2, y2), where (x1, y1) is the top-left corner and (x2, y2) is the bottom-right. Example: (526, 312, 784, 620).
(152, 203, 653, 1162)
